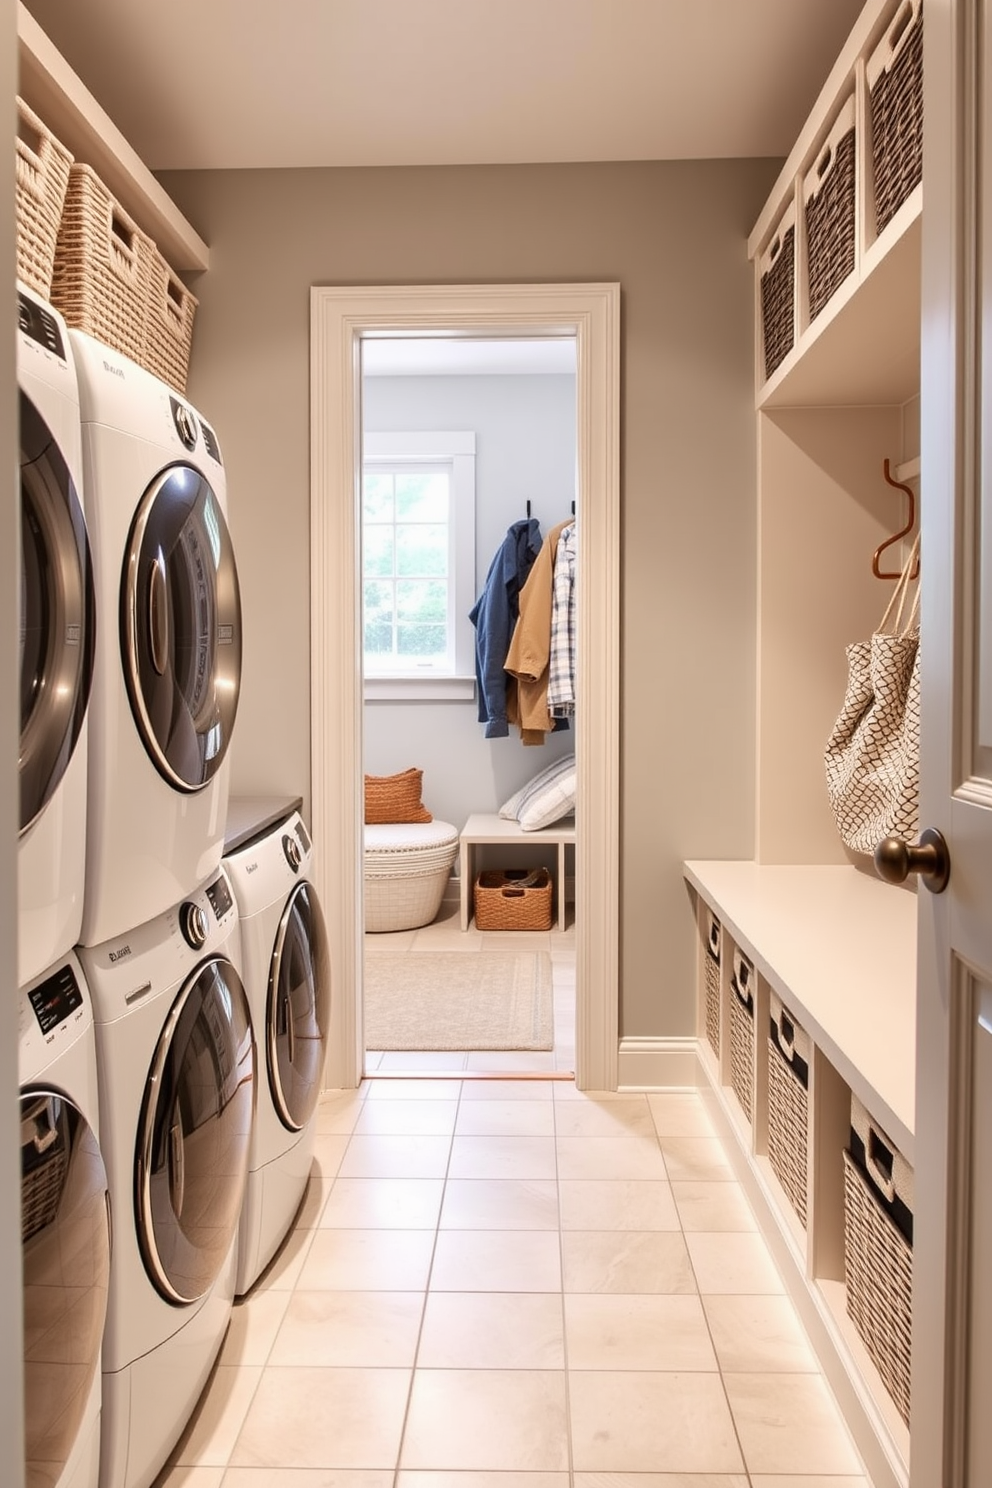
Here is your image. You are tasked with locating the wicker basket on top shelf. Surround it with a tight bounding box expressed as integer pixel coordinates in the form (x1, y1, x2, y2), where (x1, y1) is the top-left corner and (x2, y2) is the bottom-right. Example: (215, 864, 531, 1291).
(759, 200, 796, 381)
(868, 0, 924, 236)
(15, 98, 73, 298)
(804, 96, 857, 323)
(144, 247, 198, 393)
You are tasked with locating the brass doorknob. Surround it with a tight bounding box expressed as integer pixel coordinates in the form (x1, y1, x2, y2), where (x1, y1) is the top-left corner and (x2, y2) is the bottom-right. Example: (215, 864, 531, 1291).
(874, 828, 950, 894)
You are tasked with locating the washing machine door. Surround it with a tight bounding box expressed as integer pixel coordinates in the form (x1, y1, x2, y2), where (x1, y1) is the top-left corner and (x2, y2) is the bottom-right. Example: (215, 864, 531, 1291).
(121, 464, 241, 792)
(21, 1088, 110, 1484)
(136, 956, 254, 1304)
(267, 881, 331, 1132)
(19, 389, 94, 835)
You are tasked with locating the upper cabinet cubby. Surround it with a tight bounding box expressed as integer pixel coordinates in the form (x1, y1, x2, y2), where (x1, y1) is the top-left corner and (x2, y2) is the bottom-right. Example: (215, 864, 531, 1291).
(16, 2, 209, 273)
(749, 0, 922, 409)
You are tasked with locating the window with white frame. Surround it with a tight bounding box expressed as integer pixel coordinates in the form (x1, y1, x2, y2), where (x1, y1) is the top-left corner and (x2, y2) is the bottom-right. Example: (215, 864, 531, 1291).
(361, 432, 476, 699)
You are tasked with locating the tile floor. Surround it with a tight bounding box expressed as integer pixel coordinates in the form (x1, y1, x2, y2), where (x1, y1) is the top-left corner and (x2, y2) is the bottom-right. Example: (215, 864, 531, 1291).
(152, 912, 873, 1488)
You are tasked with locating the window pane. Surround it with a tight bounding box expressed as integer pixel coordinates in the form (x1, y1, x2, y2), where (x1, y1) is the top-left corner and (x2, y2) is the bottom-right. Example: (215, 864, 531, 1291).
(363, 579, 394, 650)
(363, 473, 394, 522)
(396, 524, 447, 577)
(397, 579, 447, 624)
(363, 528, 394, 577)
(397, 623, 447, 658)
(395, 472, 448, 522)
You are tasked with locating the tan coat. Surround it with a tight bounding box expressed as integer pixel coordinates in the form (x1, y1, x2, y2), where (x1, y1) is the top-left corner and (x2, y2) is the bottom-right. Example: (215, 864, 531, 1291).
(505, 518, 574, 744)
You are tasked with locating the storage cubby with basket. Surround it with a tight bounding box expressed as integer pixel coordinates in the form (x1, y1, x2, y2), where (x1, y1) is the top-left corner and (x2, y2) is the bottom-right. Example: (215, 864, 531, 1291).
(868, 0, 923, 237)
(473, 868, 553, 932)
(758, 199, 796, 381)
(14, 96, 73, 299)
(728, 945, 755, 1123)
(844, 1096, 914, 1426)
(804, 96, 858, 324)
(701, 907, 721, 1059)
(767, 989, 811, 1228)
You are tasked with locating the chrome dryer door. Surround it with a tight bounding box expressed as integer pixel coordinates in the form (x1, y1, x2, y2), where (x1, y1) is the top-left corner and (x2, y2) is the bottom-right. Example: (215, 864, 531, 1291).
(267, 882, 331, 1132)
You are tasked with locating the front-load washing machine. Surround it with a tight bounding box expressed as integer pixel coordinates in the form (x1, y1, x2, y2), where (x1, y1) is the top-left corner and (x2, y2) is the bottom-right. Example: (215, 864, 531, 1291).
(77, 869, 253, 1488)
(20, 951, 110, 1488)
(17, 284, 95, 987)
(224, 806, 331, 1295)
(69, 329, 242, 948)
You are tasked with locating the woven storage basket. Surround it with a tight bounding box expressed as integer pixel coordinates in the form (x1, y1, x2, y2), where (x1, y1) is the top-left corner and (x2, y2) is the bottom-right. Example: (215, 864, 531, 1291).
(144, 245, 198, 393)
(869, 0, 923, 235)
(767, 990, 810, 1226)
(474, 868, 552, 931)
(759, 199, 796, 381)
(50, 163, 155, 367)
(703, 910, 721, 1057)
(844, 1096, 914, 1424)
(15, 98, 74, 299)
(729, 947, 755, 1122)
(364, 821, 458, 933)
(804, 96, 857, 323)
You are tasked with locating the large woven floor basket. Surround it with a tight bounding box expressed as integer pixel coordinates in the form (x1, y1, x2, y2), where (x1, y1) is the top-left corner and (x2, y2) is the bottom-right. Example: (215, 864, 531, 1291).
(364, 822, 458, 934)
(15, 97, 73, 299)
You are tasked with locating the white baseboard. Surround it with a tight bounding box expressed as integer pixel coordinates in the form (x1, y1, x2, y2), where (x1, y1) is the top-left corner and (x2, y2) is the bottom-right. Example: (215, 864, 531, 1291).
(617, 1036, 700, 1090)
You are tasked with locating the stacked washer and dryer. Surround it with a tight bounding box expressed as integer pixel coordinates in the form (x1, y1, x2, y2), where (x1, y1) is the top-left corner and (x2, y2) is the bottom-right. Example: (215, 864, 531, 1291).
(14, 284, 329, 1488)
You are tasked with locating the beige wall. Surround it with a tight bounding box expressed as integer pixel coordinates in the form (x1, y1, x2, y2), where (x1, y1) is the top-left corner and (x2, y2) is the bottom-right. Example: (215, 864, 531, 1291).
(160, 158, 777, 1037)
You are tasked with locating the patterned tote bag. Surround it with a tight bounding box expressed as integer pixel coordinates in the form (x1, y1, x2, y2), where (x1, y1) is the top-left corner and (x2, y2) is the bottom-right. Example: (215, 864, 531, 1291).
(824, 536, 921, 855)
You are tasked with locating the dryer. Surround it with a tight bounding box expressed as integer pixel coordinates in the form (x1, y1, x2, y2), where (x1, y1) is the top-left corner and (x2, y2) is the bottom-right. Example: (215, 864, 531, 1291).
(77, 869, 254, 1488)
(224, 806, 331, 1295)
(69, 330, 242, 948)
(17, 284, 95, 987)
(19, 951, 110, 1488)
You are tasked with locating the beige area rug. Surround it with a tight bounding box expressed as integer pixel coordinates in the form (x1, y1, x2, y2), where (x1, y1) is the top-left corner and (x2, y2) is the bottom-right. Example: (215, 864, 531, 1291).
(364, 950, 554, 1051)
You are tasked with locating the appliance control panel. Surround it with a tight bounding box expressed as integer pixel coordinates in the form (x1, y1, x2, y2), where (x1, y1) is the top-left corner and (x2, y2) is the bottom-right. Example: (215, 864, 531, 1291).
(177, 871, 237, 950)
(17, 289, 66, 360)
(20, 957, 90, 1066)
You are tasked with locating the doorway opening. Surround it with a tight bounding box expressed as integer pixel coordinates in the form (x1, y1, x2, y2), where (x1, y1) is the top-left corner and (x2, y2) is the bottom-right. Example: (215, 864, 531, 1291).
(309, 283, 620, 1091)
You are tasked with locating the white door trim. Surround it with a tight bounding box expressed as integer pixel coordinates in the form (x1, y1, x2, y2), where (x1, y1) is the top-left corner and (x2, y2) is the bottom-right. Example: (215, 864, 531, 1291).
(309, 282, 620, 1090)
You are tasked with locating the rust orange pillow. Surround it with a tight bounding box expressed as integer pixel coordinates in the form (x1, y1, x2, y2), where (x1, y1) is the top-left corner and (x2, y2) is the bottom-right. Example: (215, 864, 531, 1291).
(364, 768, 433, 825)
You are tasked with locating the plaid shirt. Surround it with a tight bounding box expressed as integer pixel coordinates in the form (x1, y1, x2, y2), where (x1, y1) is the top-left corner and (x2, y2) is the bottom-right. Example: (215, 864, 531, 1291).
(548, 521, 576, 717)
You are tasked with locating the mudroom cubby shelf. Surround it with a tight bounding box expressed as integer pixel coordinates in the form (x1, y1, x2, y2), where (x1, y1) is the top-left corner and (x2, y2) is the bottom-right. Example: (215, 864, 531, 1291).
(17, 2, 209, 272)
(749, 0, 922, 410)
(686, 858, 915, 1488)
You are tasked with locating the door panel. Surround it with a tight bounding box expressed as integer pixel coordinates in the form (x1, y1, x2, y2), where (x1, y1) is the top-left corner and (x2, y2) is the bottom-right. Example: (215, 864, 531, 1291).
(267, 882, 331, 1132)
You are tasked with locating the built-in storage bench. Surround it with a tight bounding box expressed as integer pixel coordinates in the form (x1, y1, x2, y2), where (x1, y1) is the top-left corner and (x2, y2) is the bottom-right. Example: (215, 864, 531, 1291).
(686, 859, 916, 1488)
(459, 814, 575, 931)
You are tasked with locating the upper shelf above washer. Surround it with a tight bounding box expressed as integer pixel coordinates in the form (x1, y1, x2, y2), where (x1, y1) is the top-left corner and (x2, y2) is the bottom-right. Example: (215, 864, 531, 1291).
(16, 3, 209, 273)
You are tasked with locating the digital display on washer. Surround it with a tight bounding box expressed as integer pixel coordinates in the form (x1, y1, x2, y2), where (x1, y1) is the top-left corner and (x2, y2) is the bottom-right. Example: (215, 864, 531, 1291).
(205, 875, 233, 922)
(295, 819, 311, 853)
(17, 290, 66, 360)
(29, 962, 83, 1035)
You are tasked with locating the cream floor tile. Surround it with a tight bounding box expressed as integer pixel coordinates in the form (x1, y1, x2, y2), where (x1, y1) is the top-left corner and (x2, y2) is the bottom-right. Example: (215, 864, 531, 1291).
(365, 1079, 465, 1101)
(297, 1229, 435, 1291)
(218, 1290, 292, 1367)
(647, 1092, 719, 1138)
(659, 1137, 735, 1182)
(398, 1476, 568, 1488)
(365, 930, 418, 952)
(565, 1294, 717, 1371)
(354, 1100, 459, 1136)
(748, 1479, 869, 1488)
(417, 1291, 565, 1368)
(572, 1476, 749, 1488)
(268, 1290, 423, 1367)
(338, 1134, 453, 1179)
(459, 1079, 554, 1100)
(556, 1136, 668, 1181)
(552, 1097, 654, 1138)
(440, 1178, 560, 1230)
(449, 1134, 557, 1180)
(319, 1177, 445, 1230)
(230, 1366, 410, 1470)
(561, 1230, 697, 1294)
(559, 1179, 680, 1232)
(295, 1171, 333, 1228)
(316, 1091, 368, 1134)
(703, 1294, 818, 1372)
(153, 1468, 224, 1487)
(723, 1373, 865, 1476)
(671, 1181, 758, 1233)
(223, 1473, 394, 1488)
(312, 1134, 351, 1178)
(251, 1225, 315, 1293)
(401, 1369, 569, 1470)
(364, 1052, 385, 1070)
(454, 1100, 555, 1136)
(552, 1084, 635, 1102)
(568, 1371, 745, 1474)
(430, 1229, 561, 1291)
(173, 1366, 263, 1467)
(465, 1052, 558, 1072)
(686, 1232, 785, 1295)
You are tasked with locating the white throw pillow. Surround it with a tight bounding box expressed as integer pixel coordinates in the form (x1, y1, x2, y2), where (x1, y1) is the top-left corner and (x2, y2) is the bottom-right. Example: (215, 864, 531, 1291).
(498, 753, 576, 830)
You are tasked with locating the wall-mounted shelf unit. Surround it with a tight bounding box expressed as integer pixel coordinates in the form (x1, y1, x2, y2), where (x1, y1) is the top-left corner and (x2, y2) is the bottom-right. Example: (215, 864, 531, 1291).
(16, 2, 209, 273)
